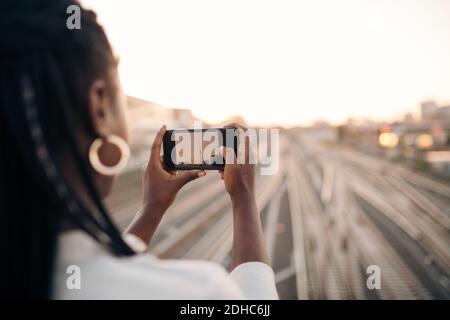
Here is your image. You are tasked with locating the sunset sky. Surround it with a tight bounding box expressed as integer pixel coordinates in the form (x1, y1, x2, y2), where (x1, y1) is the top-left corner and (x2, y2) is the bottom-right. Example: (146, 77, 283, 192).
(82, 0, 450, 126)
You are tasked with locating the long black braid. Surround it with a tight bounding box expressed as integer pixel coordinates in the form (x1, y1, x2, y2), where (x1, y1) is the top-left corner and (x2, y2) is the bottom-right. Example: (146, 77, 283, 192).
(0, 0, 135, 299)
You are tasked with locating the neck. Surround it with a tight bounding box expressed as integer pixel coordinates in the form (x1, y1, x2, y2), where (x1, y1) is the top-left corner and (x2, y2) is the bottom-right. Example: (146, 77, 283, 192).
(58, 148, 109, 230)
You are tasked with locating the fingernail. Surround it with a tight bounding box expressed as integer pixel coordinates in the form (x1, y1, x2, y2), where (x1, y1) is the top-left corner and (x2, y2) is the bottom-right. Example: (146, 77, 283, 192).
(198, 171, 206, 177)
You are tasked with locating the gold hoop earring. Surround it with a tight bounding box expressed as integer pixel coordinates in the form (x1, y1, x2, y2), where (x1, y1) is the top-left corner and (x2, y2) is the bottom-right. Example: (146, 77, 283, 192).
(88, 135, 130, 176)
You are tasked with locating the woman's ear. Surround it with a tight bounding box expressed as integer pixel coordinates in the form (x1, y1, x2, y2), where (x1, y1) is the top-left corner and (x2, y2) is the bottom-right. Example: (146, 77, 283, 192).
(87, 79, 113, 138)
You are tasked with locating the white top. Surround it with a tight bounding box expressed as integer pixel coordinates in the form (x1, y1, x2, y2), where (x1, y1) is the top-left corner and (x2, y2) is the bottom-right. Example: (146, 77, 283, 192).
(52, 231, 279, 300)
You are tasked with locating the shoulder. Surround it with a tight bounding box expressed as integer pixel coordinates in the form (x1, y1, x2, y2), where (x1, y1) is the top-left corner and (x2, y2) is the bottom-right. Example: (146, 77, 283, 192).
(53, 253, 242, 299)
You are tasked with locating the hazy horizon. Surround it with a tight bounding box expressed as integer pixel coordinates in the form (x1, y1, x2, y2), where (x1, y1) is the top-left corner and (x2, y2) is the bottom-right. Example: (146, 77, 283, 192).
(82, 0, 450, 126)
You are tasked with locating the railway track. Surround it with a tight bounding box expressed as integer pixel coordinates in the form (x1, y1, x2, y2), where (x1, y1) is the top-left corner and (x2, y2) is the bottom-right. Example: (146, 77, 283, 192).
(107, 132, 450, 299)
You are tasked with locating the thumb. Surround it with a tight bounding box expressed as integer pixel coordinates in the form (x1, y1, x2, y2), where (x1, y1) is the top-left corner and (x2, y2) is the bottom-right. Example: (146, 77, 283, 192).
(174, 170, 206, 187)
(218, 146, 236, 165)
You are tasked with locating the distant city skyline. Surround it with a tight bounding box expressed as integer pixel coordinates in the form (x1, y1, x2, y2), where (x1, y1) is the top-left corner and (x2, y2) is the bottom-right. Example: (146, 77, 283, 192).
(83, 0, 450, 127)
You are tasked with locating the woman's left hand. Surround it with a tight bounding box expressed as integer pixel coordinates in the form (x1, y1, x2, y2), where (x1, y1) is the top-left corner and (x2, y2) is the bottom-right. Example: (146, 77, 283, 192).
(125, 125, 205, 244)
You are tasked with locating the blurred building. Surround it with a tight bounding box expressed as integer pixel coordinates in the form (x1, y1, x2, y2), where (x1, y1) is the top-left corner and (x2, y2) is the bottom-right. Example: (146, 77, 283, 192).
(303, 121, 337, 143)
(439, 105, 450, 120)
(125, 96, 197, 172)
(420, 101, 439, 121)
(420, 100, 450, 125)
(403, 113, 414, 123)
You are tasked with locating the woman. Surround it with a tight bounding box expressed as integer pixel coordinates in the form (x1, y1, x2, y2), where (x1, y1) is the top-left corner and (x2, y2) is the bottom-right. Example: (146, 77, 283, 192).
(0, 0, 278, 299)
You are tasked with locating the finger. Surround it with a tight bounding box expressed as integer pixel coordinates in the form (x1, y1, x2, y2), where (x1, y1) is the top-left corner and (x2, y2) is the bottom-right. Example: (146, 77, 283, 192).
(174, 170, 206, 187)
(223, 124, 249, 164)
(244, 134, 251, 163)
(224, 122, 247, 131)
(218, 146, 236, 165)
(150, 125, 167, 166)
(236, 127, 256, 164)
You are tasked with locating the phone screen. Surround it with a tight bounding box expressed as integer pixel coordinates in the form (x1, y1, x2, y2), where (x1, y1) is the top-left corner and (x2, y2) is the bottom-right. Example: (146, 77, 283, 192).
(163, 128, 238, 170)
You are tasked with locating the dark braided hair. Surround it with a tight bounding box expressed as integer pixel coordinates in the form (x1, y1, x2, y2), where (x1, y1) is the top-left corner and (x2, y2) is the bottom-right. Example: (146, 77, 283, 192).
(0, 0, 134, 299)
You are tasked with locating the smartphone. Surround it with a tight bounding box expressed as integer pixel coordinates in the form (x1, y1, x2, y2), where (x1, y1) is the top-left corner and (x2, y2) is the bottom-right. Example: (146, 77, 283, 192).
(163, 128, 239, 170)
